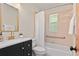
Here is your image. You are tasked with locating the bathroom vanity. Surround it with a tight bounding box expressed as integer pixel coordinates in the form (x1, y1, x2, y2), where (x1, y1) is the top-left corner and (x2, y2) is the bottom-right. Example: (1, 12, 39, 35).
(0, 38, 32, 56)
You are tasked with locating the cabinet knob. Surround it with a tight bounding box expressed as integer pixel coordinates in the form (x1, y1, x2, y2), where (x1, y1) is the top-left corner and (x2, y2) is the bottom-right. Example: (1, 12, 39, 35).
(22, 47, 24, 49)
(28, 44, 30, 46)
(28, 53, 30, 56)
(16, 54, 18, 56)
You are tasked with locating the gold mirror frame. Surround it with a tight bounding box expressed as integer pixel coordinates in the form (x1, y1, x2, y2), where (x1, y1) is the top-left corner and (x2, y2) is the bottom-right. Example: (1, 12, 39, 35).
(0, 4, 2, 32)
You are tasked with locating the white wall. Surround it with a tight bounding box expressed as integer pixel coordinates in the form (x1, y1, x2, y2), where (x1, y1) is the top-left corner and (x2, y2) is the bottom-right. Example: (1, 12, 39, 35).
(19, 4, 35, 37)
(35, 11, 45, 47)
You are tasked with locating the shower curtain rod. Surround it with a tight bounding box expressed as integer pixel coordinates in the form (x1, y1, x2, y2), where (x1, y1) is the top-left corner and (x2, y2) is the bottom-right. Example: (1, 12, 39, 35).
(45, 3, 73, 11)
(52, 3, 72, 8)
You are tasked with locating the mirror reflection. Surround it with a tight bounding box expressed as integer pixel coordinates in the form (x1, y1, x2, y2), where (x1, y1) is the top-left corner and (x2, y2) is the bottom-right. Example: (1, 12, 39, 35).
(1, 4, 19, 32)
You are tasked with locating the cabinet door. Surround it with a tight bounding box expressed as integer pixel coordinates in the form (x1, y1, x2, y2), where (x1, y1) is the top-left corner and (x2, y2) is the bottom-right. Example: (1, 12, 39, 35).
(23, 40, 32, 56)
(0, 40, 32, 56)
(0, 43, 24, 56)
(0, 46, 18, 56)
(12, 43, 24, 56)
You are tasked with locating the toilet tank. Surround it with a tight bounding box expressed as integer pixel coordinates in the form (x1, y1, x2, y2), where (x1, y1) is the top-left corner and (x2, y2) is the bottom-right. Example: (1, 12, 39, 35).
(32, 39, 37, 48)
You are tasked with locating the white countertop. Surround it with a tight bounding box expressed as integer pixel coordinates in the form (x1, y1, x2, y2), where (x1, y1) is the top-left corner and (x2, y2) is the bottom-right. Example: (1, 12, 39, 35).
(0, 37, 32, 49)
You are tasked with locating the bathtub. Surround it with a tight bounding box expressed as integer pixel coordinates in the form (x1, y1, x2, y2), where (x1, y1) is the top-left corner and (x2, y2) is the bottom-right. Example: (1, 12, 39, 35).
(45, 43, 73, 56)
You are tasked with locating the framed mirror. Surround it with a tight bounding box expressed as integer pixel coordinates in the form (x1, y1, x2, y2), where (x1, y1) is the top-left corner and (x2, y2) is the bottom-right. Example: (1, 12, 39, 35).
(0, 3, 19, 32)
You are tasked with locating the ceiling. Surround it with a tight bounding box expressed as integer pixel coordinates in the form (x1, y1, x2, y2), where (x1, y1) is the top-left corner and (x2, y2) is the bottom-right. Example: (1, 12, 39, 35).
(7, 3, 20, 9)
(21, 3, 72, 12)
(7, 3, 73, 12)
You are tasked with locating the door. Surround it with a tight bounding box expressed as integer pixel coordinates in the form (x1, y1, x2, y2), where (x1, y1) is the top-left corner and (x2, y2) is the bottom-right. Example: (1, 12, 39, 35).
(76, 3, 79, 55)
(45, 4, 74, 56)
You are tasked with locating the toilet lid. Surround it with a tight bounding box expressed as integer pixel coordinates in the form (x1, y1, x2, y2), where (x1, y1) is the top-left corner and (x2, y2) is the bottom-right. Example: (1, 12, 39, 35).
(33, 46, 45, 52)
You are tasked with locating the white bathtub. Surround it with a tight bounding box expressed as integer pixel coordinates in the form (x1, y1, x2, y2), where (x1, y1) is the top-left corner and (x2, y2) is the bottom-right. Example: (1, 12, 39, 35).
(45, 43, 73, 56)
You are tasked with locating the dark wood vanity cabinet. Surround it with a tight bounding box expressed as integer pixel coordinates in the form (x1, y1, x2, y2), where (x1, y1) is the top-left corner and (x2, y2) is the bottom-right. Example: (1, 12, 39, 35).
(0, 40, 32, 56)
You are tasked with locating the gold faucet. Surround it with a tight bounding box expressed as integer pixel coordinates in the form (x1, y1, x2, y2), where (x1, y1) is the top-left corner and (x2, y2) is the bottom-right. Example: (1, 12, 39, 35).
(8, 31, 15, 40)
(0, 32, 3, 42)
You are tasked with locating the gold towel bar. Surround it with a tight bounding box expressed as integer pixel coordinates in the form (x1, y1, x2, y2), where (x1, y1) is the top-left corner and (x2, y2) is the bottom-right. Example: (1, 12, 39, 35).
(46, 35, 65, 39)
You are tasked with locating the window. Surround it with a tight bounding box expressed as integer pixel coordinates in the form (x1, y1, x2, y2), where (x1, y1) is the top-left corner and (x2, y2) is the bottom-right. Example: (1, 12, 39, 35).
(49, 14, 58, 32)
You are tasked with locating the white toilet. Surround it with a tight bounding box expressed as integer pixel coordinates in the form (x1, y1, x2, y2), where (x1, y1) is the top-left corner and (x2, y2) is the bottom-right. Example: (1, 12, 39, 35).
(32, 39, 46, 56)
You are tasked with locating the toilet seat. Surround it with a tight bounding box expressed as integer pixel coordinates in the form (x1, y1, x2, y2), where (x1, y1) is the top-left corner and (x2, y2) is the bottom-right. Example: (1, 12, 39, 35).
(33, 46, 45, 52)
(33, 46, 46, 56)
